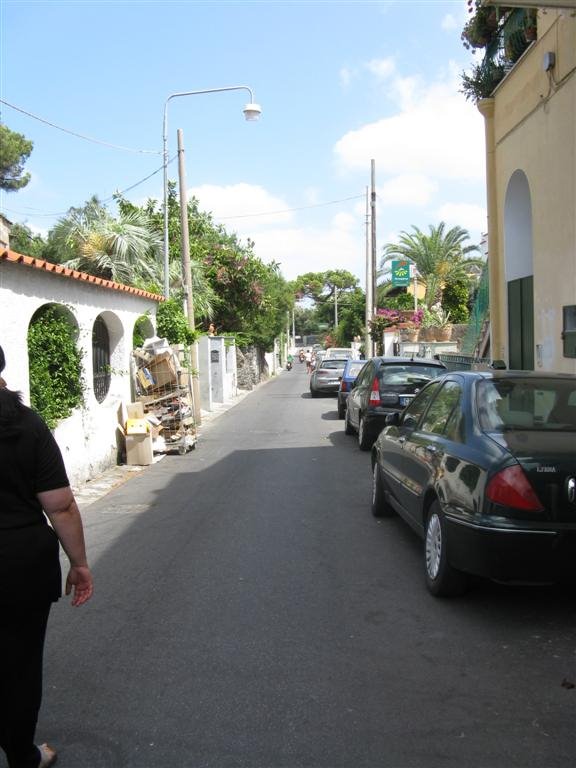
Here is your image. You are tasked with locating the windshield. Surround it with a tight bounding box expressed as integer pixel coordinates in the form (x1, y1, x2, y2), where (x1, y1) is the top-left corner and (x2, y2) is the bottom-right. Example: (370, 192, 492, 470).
(378, 364, 444, 387)
(477, 378, 576, 431)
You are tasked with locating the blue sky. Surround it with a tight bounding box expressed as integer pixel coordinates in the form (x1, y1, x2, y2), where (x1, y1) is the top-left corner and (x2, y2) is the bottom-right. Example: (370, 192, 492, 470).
(1, 0, 486, 283)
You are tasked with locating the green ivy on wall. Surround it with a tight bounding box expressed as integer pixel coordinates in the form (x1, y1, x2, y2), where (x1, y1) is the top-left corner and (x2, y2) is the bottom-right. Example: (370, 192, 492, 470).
(27, 306, 85, 429)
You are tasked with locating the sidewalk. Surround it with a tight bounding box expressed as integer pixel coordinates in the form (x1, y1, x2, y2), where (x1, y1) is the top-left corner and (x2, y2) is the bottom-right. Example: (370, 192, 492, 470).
(72, 387, 253, 509)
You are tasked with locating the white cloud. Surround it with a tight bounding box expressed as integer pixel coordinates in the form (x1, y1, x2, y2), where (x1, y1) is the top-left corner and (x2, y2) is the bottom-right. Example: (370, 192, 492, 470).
(250, 223, 365, 282)
(334, 66, 485, 182)
(189, 183, 292, 228)
(434, 202, 487, 234)
(441, 14, 458, 31)
(378, 174, 438, 206)
(366, 57, 396, 80)
(340, 67, 353, 88)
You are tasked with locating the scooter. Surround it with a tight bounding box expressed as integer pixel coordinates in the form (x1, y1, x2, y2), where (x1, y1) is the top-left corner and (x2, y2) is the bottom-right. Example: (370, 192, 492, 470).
(286, 360, 293, 371)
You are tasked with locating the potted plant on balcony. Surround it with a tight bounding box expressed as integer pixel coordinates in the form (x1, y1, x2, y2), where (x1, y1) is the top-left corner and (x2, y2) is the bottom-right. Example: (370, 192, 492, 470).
(460, 61, 506, 102)
(419, 307, 436, 341)
(431, 307, 453, 342)
(398, 308, 423, 342)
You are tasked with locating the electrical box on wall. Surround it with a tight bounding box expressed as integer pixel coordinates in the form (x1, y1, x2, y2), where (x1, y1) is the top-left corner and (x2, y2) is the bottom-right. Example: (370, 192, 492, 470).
(543, 51, 556, 72)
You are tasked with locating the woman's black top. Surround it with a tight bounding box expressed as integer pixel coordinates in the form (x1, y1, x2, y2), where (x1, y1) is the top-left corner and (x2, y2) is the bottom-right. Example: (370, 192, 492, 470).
(0, 389, 68, 605)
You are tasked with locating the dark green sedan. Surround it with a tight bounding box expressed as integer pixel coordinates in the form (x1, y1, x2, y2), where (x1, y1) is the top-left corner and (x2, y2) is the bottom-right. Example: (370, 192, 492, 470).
(370, 370, 576, 596)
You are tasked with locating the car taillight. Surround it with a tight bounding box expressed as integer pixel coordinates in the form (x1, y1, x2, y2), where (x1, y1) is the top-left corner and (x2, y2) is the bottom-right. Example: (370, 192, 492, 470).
(341, 381, 348, 392)
(486, 465, 544, 511)
(369, 377, 381, 406)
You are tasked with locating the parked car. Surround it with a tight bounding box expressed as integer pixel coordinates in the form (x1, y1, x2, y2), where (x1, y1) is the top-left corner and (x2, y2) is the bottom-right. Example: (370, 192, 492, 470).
(345, 357, 447, 449)
(370, 370, 576, 596)
(309, 358, 348, 397)
(324, 347, 358, 360)
(337, 359, 367, 419)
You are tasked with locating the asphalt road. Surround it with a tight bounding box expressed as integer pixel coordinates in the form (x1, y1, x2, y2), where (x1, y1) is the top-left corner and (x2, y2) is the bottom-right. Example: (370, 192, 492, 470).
(28, 365, 576, 768)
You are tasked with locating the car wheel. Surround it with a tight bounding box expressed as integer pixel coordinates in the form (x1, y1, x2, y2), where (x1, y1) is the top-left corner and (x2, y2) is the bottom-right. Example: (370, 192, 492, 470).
(358, 416, 372, 451)
(371, 461, 395, 517)
(424, 501, 468, 597)
(337, 400, 345, 419)
(310, 389, 318, 398)
(344, 407, 355, 435)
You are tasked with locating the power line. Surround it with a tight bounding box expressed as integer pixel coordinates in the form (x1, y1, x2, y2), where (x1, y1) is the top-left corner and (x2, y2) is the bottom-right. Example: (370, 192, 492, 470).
(0, 98, 161, 155)
(0, 157, 175, 218)
(216, 194, 365, 220)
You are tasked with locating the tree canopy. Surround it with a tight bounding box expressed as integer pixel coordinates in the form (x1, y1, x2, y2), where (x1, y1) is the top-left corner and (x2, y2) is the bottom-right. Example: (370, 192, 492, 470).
(380, 222, 483, 308)
(0, 124, 34, 192)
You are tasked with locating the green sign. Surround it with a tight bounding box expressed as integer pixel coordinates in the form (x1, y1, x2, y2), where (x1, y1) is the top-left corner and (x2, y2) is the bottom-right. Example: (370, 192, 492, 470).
(391, 260, 411, 286)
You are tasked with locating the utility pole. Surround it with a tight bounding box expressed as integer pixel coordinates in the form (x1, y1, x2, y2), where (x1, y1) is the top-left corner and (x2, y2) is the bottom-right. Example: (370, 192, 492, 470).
(177, 128, 202, 426)
(371, 159, 377, 319)
(364, 186, 373, 357)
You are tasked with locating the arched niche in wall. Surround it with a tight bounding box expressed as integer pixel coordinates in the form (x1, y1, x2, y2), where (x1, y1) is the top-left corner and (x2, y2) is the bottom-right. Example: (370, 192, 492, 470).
(92, 311, 124, 404)
(504, 169, 534, 370)
(133, 314, 155, 348)
(27, 303, 83, 426)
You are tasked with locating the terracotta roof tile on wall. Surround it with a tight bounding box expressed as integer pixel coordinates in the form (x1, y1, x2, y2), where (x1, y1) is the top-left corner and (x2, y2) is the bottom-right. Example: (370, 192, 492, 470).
(0, 249, 165, 302)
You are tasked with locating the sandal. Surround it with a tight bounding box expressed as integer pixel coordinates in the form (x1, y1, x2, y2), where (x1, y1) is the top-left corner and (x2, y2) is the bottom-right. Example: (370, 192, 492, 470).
(37, 743, 58, 767)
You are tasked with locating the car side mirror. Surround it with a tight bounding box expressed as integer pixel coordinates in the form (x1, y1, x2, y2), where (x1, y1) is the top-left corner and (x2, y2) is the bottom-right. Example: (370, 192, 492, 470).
(385, 412, 401, 426)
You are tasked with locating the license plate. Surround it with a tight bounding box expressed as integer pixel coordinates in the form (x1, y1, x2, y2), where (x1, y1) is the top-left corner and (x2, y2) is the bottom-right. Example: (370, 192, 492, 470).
(399, 395, 413, 407)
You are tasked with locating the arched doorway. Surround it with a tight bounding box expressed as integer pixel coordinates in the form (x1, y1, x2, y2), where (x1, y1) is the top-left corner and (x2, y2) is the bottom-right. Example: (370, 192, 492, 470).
(504, 170, 534, 370)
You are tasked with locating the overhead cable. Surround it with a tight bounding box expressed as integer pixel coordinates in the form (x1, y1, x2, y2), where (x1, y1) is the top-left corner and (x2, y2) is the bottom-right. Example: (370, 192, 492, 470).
(0, 98, 161, 154)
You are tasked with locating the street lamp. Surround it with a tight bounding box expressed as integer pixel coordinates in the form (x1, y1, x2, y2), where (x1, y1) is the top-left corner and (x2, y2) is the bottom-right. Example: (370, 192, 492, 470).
(162, 85, 261, 298)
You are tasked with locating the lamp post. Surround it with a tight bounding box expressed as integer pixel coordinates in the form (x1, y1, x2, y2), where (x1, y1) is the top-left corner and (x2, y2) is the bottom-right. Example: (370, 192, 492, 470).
(162, 85, 261, 298)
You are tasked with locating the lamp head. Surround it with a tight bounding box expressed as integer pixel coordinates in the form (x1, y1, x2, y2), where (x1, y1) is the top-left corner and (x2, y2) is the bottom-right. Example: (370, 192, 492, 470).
(243, 102, 262, 121)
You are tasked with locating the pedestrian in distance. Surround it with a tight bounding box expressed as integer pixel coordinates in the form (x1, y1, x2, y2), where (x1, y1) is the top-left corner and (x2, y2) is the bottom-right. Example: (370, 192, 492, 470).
(0, 344, 94, 768)
(305, 349, 313, 374)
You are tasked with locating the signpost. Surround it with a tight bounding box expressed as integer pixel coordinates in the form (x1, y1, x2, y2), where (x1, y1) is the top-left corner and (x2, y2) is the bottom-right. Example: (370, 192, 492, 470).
(391, 260, 411, 287)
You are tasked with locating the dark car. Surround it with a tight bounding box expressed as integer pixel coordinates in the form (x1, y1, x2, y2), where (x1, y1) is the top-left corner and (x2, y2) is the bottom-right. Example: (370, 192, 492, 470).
(345, 357, 447, 449)
(309, 358, 348, 397)
(337, 359, 366, 419)
(370, 370, 576, 596)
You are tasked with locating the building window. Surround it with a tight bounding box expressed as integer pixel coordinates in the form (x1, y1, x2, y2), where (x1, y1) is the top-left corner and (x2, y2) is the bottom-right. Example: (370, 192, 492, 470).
(92, 316, 111, 403)
(562, 306, 576, 359)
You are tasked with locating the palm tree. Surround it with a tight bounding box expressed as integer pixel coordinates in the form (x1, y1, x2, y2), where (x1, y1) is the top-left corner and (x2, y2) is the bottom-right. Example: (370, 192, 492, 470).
(49, 197, 163, 286)
(380, 222, 484, 308)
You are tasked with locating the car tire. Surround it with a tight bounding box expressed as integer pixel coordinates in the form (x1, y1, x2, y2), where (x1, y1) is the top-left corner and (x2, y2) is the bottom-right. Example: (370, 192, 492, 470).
(358, 416, 372, 451)
(337, 401, 345, 419)
(344, 407, 355, 435)
(424, 501, 468, 597)
(310, 389, 318, 398)
(371, 461, 395, 517)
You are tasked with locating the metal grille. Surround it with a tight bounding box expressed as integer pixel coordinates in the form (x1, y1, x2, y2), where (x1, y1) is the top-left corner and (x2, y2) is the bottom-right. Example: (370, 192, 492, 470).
(92, 316, 111, 403)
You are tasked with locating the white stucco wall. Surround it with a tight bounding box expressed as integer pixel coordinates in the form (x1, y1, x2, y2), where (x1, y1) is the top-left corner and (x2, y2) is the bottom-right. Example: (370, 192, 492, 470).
(0, 257, 160, 486)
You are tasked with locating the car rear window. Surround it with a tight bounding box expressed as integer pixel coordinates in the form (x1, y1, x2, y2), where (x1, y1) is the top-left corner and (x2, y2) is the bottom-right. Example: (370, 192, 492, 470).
(346, 361, 365, 377)
(477, 378, 576, 431)
(378, 364, 445, 386)
(320, 360, 347, 370)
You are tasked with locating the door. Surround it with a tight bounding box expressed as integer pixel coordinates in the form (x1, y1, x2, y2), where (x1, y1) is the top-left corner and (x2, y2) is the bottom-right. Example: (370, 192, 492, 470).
(508, 276, 534, 370)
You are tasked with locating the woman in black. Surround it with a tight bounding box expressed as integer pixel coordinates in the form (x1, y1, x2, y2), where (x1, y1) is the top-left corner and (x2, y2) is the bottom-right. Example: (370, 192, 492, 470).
(0, 345, 93, 768)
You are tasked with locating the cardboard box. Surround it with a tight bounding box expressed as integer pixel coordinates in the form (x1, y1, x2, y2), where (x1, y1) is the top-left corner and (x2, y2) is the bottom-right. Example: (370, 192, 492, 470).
(126, 418, 150, 435)
(127, 402, 145, 419)
(137, 367, 155, 390)
(125, 434, 153, 465)
(148, 353, 178, 390)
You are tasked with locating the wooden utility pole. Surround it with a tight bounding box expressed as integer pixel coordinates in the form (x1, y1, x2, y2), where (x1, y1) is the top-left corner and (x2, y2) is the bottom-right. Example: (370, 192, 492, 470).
(177, 128, 202, 425)
(365, 185, 372, 357)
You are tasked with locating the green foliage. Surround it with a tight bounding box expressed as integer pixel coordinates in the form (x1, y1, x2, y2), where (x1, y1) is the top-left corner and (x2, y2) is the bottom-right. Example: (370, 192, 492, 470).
(133, 315, 150, 348)
(460, 61, 506, 102)
(442, 279, 471, 323)
(27, 306, 84, 429)
(156, 298, 199, 346)
(379, 291, 415, 312)
(0, 124, 33, 191)
(49, 196, 162, 286)
(8, 223, 47, 258)
(381, 223, 483, 308)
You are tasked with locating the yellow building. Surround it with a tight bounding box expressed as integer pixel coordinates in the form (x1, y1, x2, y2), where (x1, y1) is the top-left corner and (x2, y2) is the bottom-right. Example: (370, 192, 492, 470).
(477, 3, 576, 372)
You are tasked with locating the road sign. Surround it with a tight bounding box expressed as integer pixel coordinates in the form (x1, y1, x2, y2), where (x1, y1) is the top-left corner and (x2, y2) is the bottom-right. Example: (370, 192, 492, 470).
(391, 260, 411, 287)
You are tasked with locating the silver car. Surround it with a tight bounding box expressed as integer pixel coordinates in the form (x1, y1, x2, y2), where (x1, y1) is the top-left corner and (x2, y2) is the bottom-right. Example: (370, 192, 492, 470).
(309, 358, 348, 397)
